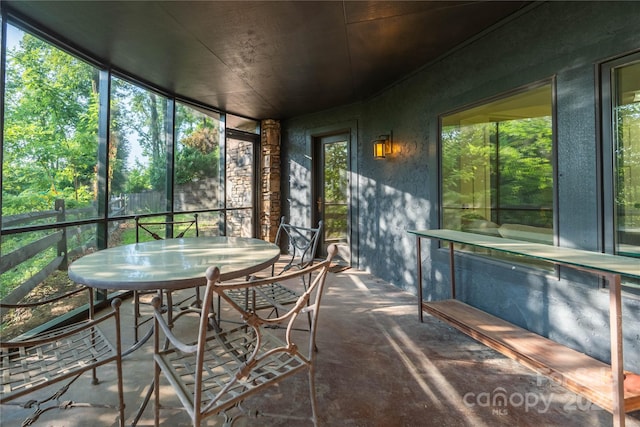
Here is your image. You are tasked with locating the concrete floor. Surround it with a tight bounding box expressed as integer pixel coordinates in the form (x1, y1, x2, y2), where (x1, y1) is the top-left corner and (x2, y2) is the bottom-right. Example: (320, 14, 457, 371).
(3, 266, 640, 427)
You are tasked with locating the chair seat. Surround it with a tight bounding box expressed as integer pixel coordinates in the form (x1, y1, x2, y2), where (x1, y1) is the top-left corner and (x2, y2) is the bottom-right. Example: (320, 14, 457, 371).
(154, 324, 308, 418)
(225, 282, 300, 312)
(1, 320, 118, 403)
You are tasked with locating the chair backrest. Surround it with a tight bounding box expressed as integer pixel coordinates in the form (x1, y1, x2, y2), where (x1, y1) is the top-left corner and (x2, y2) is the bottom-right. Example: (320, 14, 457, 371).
(273, 216, 323, 275)
(206, 243, 336, 359)
(135, 214, 199, 242)
(0, 294, 124, 426)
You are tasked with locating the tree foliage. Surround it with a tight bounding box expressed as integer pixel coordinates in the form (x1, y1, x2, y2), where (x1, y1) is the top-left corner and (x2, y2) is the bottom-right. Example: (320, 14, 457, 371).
(2, 29, 221, 217)
(174, 106, 220, 185)
(442, 116, 553, 228)
(3, 33, 99, 214)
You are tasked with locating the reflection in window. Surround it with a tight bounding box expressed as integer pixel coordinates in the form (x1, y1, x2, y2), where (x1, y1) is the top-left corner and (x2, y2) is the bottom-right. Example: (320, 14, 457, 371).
(109, 76, 170, 216)
(441, 83, 554, 248)
(226, 113, 260, 134)
(612, 61, 640, 259)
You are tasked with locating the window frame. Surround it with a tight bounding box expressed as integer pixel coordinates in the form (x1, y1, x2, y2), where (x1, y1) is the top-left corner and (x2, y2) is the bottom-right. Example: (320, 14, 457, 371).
(601, 51, 640, 256)
(1, 16, 261, 242)
(600, 50, 640, 293)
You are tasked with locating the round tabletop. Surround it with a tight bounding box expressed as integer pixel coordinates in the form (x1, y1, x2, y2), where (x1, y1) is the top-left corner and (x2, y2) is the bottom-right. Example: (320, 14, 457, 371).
(68, 236, 280, 291)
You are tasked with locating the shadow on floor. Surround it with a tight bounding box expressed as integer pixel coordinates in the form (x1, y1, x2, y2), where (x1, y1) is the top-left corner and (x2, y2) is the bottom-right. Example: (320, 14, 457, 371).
(3, 268, 639, 426)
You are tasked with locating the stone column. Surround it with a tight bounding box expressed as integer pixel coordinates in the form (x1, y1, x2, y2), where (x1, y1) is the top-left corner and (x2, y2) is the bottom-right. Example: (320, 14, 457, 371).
(260, 119, 281, 243)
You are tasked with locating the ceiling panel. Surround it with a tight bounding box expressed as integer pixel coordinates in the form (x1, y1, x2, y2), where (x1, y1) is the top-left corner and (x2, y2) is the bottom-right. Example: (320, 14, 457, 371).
(4, 0, 529, 119)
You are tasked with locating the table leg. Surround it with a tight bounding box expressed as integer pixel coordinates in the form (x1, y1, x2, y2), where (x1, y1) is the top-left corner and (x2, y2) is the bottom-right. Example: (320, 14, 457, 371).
(608, 272, 625, 427)
(448, 242, 456, 299)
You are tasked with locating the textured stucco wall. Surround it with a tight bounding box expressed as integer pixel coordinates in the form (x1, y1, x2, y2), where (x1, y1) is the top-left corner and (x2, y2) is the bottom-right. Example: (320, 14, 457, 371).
(282, 1, 640, 371)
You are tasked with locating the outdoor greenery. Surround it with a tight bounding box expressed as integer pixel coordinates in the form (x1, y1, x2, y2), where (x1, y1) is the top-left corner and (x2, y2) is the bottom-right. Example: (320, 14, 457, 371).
(3, 30, 222, 218)
(1, 27, 222, 301)
(442, 117, 553, 228)
(3, 33, 99, 214)
(323, 141, 348, 241)
(616, 101, 640, 228)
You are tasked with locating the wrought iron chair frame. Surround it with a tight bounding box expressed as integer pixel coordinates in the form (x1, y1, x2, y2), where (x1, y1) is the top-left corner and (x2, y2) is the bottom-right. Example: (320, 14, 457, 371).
(0, 288, 125, 427)
(133, 214, 200, 343)
(152, 245, 337, 427)
(220, 216, 323, 325)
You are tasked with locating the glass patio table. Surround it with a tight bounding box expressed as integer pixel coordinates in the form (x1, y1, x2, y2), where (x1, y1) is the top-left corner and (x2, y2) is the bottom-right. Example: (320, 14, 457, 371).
(68, 236, 281, 291)
(68, 236, 280, 426)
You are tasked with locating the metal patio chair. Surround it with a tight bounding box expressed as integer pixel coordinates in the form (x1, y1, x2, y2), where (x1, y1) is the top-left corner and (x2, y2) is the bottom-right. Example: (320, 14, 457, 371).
(0, 288, 125, 427)
(151, 244, 337, 427)
(221, 216, 323, 325)
(133, 214, 201, 343)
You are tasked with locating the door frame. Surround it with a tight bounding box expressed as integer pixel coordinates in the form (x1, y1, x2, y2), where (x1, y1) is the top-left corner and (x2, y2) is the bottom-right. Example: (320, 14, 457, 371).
(308, 121, 358, 267)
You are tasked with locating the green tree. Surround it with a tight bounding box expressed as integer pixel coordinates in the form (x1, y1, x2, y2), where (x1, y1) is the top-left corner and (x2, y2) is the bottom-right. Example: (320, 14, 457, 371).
(109, 78, 169, 195)
(3, 32, 99, 214)
(175, 105, 220, 185)
(442, 116, 553, 228)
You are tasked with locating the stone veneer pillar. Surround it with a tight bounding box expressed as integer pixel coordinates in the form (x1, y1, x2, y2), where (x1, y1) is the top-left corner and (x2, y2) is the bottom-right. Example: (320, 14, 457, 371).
(260, 119, 281, 243)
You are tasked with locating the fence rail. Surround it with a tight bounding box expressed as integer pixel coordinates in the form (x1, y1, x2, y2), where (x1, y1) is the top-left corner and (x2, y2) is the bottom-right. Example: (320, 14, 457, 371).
(1, 191, 207, 307)
(0, 199, 100, 306)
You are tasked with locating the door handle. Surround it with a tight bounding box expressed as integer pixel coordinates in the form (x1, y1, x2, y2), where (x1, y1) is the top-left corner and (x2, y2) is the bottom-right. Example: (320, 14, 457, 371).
(316, 197, 323, 212)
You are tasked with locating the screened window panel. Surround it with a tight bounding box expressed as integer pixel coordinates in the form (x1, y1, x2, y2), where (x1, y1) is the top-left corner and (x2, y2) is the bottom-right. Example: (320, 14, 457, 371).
(2, 24, 101, 228)
(109, 76, 170, 217)
(226, 137, 254, 209)
(195, 211, 223, 237)
(0, 224, 99, 340)
(174, 103, 223, 212)
(226, 209, 253, 237)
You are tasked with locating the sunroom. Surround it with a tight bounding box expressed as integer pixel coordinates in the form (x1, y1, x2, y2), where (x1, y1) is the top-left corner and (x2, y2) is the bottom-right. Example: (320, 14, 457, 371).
(1, 1, 639, 426)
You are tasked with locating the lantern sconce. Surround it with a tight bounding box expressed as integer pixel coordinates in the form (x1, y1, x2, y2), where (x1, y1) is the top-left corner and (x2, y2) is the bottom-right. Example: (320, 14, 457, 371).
(373, 134, 392, 160)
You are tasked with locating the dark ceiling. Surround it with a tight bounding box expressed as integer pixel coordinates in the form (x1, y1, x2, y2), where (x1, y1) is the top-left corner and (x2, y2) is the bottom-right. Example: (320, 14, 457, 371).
(4, 1, 530, 120)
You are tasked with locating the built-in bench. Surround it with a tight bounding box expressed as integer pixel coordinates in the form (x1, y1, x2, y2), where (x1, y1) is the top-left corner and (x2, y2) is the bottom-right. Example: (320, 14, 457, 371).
(423, 299, 640, 413)
(408, 229, 640, 427)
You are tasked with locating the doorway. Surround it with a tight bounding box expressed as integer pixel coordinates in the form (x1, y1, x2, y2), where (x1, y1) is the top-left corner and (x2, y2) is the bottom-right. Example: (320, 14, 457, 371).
(313, 133, 350, 264)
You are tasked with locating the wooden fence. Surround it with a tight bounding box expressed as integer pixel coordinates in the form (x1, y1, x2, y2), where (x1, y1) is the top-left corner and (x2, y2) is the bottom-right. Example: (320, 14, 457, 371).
(0, 197, 123, 306)
(1, 190, 208, 307)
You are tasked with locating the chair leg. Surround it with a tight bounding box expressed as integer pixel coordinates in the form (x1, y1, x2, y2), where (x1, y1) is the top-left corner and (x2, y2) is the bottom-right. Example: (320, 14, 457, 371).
(308, 365, 319, 427)
(91, 329, 99, 384)
(193, 286, 202, 308)
(134, 290, 162, 343)
(116, 355, 125, 427)
(133, 290, 141, 343)
(154, 362, 160, 427)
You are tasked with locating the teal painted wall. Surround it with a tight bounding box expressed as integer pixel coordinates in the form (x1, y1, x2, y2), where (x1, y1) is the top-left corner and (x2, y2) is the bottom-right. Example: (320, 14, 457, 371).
(282, 1, 640, 371)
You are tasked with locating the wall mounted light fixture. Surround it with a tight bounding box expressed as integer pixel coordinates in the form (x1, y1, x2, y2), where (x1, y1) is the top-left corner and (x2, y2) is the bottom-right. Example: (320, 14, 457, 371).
(373, 135, 391, 159)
